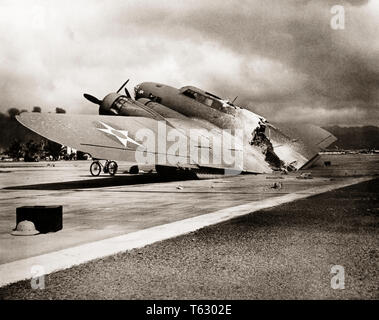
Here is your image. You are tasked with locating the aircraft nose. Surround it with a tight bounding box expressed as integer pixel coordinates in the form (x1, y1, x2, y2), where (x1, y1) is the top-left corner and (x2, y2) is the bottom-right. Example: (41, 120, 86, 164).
(134, 83, 164, 103)
(134, 84, 148, 100)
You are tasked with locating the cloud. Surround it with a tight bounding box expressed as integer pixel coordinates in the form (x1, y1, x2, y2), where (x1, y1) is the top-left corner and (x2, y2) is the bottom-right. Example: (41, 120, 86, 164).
(0, 0, 378, 126)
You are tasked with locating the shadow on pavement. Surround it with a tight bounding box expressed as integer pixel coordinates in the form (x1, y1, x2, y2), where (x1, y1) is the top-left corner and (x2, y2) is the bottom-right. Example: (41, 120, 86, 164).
(3, 173, 197, 190)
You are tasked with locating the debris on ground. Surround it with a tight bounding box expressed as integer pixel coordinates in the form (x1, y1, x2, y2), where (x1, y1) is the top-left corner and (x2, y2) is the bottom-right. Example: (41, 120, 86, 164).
(296, 172, 312, 179)
(271, 182, 283, 189)
(176, 185, 184, 190)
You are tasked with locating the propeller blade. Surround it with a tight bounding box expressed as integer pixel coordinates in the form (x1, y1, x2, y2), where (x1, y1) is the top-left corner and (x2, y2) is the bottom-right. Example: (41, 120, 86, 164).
(116, 79, 130, 94)
(124, 88, 131, 99)
(83, 93, 102, 105)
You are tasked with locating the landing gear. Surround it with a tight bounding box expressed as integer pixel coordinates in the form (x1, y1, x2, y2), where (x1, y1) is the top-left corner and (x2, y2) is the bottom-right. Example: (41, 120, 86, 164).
(107, 161, 118, 176)
(90, 161, 102, 176)
(129, 165, 139, 174)
(90, 160, 118, 176)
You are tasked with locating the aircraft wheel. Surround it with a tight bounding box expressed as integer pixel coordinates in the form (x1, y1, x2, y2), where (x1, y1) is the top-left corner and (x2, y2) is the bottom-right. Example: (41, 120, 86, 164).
(129, 165, 139, 174)
(90, 161, 101, 176)
(108, 161, 118, 176)
(103, 161, 109, 174)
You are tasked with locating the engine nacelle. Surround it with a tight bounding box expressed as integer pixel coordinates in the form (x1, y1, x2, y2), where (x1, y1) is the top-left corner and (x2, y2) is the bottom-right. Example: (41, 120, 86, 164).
(136, 98, 188, 119)
(100, 93, 153, 118)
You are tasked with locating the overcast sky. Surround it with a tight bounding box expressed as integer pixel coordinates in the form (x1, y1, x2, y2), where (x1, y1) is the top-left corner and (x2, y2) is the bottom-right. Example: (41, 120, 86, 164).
(0, 0, 378, 126)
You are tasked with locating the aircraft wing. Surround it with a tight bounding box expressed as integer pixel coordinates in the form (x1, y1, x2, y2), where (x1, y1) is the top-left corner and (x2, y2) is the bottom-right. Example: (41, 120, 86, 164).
(16, 113, 190, 165)
(16, 113, 272, 173)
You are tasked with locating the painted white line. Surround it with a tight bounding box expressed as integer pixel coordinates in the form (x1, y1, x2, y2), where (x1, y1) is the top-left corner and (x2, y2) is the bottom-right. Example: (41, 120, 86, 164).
(0, 176, 373, 287)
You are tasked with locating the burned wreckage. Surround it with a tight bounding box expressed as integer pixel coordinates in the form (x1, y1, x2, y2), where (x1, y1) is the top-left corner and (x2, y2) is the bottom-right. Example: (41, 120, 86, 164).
(249, 121, 286, 171)
(16, 80, 337, 176)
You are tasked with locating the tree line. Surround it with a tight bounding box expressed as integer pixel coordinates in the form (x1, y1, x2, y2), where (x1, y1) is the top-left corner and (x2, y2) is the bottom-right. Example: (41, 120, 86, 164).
(0, 107, 67, 161)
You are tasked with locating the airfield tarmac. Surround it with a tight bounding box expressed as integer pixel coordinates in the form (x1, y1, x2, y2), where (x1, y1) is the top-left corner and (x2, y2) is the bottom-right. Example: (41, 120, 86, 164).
(0, 153, 378, 298)
(2, 177, 378, 300)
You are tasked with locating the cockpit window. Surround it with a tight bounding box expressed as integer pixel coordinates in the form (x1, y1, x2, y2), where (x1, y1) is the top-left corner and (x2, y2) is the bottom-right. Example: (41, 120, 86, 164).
(182, 89, 197, 99)
(196, 94, 213, 107)
(183, 88, 227, 110)
(182, 88, 235, 112)
(211, 99, 223, 110)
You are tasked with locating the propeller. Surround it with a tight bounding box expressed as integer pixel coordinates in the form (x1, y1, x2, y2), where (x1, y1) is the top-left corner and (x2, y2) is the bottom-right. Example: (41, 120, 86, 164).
(116, 79, 129, 93)
(124, 88, 131, 99)
(116, 79, 132, 98)
(83, 93, 102, 105)
(83, 80, 133, 116)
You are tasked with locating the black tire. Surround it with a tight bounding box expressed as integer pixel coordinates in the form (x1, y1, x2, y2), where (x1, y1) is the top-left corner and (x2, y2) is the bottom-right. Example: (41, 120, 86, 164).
(129, 165, 139, 174)
(90, 161, 101, 176)
(103, 161, 109, 173)
(108, 161, 118, 176)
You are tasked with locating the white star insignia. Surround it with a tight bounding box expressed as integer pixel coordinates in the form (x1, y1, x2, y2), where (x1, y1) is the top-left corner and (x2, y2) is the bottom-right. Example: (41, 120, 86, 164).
(97, 121, 142, 148)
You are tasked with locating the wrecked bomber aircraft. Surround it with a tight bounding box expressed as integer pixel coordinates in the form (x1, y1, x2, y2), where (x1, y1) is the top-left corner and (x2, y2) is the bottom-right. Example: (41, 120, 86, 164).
(16, 80, 337, 177)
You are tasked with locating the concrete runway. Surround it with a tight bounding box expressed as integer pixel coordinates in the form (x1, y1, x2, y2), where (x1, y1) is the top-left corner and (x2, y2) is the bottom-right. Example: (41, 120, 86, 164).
(1, 177, 377, 300)
(0, 154, 378, 294)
